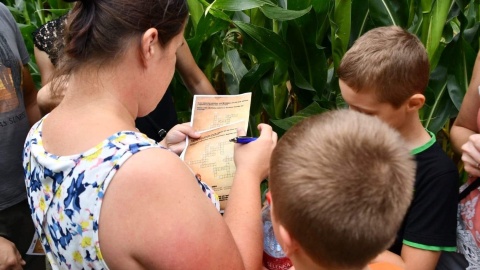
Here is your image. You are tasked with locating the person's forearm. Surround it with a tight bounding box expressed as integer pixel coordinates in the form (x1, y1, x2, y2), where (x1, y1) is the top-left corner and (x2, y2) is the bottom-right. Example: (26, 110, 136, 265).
(450, 52, 480, 153)
(0, 236, 25, 270)
(188, 79, 217, 95)
(26, 103, 41, 126)
(223, 170, 263, 270)
(401, 245, 440, 270)
(451, 125, 476, 154)
(175, 39, 217, 95)
(22, 67, 41, 125)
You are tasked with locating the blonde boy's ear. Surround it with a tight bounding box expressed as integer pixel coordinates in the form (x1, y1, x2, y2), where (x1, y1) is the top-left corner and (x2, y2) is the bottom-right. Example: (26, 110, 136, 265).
(406, 93, 425, 111)
(277, 224, 299, 257)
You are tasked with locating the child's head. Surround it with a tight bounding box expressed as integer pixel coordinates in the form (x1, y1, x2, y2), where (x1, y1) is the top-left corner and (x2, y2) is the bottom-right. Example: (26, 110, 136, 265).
(337, 26, 429, 128)
(268, 109, 416, 270)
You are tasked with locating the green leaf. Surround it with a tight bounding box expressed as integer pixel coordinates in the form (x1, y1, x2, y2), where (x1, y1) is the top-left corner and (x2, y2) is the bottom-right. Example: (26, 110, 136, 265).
(188, 13, 230, 59)
(187, 0, 205, 30)
(422, 66, 449, 131)
(210, 0, 273, 11)
(442, 37, 476, 111)
(260, 68, 289, 120)
(207, 8, 232, 22)
(260, 5, 312, 21)
(368, 0, 409, 27)
(234, 21, 290, 64)
(271, 102, 328, 131)
(221, 50, 249, 95)
(240, 63, 274, 116)
(240, 63, 274, 94)
(429, 18, 460, 71)
(420, 0, 454, 64)
(424, 92, 456, 133)
(446, 74, 464, 111)
(286, 21, 327, 94)
(350, 0, 372, 45)
(330, 0, 351, 69)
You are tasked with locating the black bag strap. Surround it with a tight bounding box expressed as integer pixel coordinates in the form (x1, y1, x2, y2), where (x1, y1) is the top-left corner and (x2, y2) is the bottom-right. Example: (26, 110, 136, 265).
(459, 177, 480, 202)
(145, 115, 167, 141)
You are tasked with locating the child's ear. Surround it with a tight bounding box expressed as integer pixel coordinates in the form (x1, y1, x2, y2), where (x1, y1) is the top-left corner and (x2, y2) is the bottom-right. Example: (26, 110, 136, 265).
(405, 93, 425, 111)
(266, 190, 272, 205)
(277, 224, 299, 257)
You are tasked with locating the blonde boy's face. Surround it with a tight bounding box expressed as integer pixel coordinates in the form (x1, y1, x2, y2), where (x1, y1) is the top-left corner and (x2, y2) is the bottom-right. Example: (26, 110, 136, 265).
(339, 80, 408, 130)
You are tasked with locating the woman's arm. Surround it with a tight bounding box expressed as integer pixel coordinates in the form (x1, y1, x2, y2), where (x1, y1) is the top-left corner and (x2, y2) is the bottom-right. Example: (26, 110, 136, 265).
(175, 38, 217, 95)
(34, 47, 55, 87)
(450, 52, 480, 154)
(223, 124, 277, 270)
(99, 125, 276, 269)
(0, 236, 25, 270)
(22, 66, 41, 126)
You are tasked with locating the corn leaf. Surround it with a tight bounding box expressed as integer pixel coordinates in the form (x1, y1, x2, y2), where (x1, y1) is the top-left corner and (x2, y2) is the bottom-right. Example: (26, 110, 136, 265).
(260, 5, 311, 21)
(234, 21, 290, 64)
(209, 0, 273, 12)
(271, 102, 327, 131)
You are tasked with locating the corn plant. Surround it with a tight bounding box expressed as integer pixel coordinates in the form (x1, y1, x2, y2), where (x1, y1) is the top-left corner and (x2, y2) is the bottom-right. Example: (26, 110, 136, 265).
(4, 0, 480, 138)
(174, 0, 480, 138)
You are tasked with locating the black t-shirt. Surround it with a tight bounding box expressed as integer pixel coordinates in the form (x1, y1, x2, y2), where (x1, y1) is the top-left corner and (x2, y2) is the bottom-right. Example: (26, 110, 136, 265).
(135, 88, 178, 142)
(389, 137, 458, 254)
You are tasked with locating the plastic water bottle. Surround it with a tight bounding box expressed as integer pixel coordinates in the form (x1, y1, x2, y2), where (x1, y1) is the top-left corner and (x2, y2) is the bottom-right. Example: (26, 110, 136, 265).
(262, 204, 293, 270)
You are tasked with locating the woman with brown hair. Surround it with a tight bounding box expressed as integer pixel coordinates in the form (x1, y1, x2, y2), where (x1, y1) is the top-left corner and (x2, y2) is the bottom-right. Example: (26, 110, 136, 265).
(33, 10, 217, 141)
(23, 0, 277, 269)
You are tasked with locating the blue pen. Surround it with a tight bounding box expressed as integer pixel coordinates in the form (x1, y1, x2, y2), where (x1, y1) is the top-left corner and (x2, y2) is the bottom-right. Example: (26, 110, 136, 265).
(229, 136, 258, 144)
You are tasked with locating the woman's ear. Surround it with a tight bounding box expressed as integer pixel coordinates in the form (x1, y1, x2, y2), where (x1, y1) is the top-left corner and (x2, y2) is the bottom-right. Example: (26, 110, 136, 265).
(406, 93, 425, 111)
(140, 28, 159, 63)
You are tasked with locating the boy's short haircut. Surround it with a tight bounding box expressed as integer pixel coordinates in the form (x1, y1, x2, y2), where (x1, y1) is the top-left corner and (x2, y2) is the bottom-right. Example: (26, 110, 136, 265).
(269, 109, 416, 269)
(337, 26, 429, 108)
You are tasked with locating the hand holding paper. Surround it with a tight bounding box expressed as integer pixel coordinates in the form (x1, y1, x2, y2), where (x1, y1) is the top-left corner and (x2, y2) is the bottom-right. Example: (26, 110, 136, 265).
(160, 123, 200, 155)
(182, 93, 252, 209)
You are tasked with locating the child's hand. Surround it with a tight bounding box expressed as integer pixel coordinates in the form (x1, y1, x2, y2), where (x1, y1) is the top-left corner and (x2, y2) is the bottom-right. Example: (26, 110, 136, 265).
(159, 123, 200, 155)
(234, 124, 277, 181)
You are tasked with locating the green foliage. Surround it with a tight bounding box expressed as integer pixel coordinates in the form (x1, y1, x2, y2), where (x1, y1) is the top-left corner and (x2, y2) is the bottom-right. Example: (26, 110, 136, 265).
(178, 0, 480, 136)
(5, 0, 479, 137)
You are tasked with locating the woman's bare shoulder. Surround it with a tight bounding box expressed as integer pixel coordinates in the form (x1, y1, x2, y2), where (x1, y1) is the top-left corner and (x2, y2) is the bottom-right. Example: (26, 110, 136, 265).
(98, 148, 244, 269)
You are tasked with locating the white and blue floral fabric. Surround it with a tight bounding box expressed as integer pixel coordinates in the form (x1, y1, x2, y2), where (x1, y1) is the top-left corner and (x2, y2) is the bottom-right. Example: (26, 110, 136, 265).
(23, 118, 219, 269)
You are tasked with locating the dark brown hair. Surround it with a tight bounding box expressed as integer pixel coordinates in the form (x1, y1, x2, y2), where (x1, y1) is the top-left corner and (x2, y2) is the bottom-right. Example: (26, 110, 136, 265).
(269, 109, 416, 269)
(53, 0, 187, 90)
(337, 26, 429, 108)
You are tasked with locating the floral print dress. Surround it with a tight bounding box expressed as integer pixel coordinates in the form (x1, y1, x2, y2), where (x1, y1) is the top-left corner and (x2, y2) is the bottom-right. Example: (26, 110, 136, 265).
(23, 118, 220, 269)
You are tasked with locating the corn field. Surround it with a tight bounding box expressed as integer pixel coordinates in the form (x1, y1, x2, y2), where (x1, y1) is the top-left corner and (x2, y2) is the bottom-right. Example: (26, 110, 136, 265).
(3, 0, 480, 141)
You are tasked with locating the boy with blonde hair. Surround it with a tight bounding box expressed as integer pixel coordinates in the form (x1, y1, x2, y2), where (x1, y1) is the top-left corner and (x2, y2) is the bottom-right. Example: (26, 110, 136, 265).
(268, 109, 416, 270)
(337, 26, 459, 269)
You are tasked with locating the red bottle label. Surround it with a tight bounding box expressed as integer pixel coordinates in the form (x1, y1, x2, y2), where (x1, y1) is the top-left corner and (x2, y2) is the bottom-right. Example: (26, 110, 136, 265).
(262, 251, 293, 270)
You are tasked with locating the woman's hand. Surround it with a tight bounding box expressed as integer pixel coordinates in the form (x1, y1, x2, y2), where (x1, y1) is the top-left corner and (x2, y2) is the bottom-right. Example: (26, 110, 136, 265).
(234, 124, 277, 181)
(159, 123, 200, 155)
(461, 133, 480, 177)
(0, 237, 25, 270)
